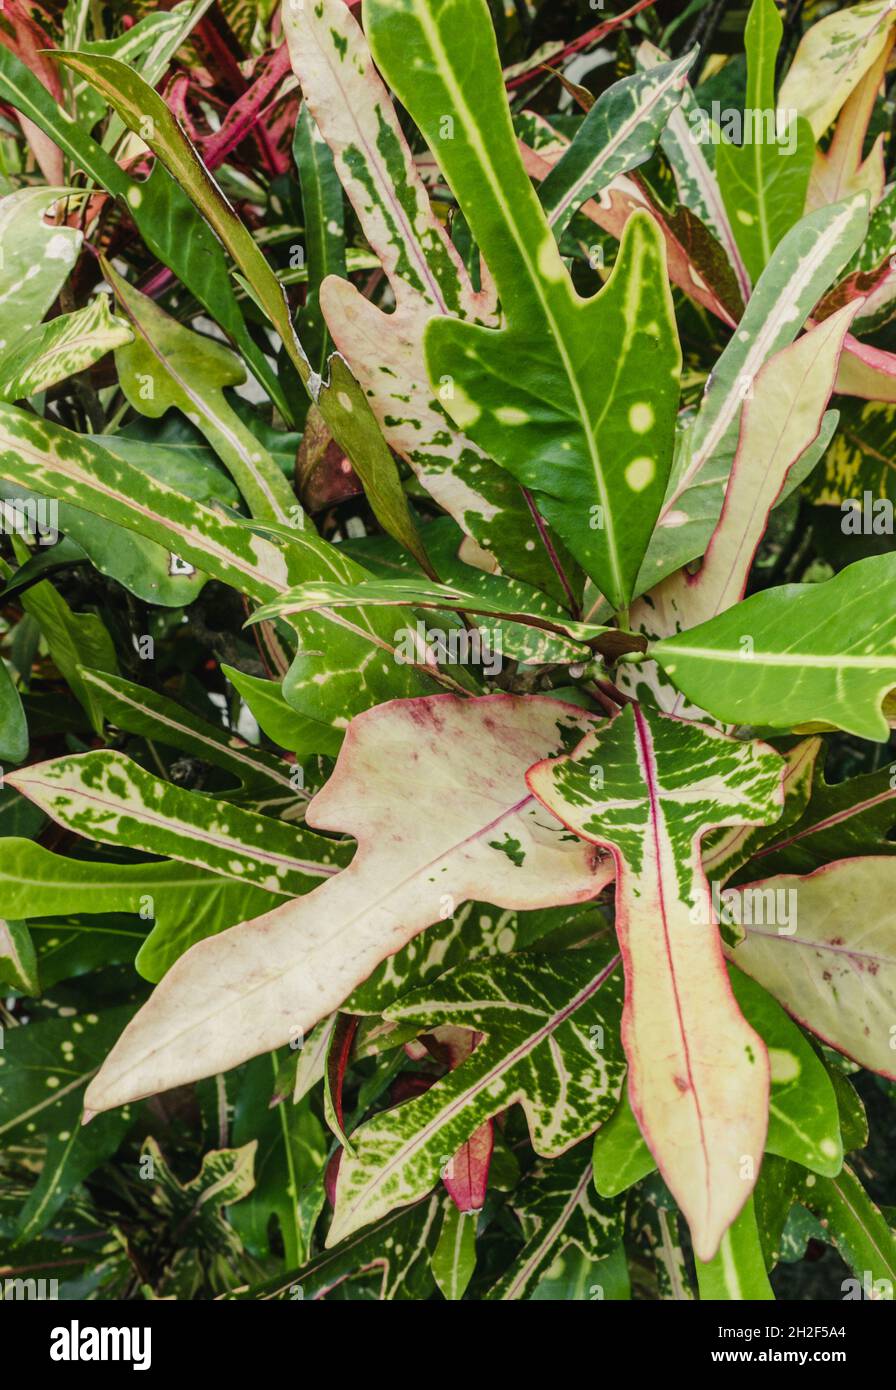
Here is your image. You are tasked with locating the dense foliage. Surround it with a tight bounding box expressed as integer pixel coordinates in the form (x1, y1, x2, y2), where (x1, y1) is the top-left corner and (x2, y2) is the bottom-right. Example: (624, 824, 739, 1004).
(1, 0, 896, 1303)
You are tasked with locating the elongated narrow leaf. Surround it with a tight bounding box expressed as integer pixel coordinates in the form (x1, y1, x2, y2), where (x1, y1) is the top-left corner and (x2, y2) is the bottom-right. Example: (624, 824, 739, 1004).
(640, 196, 869, 589)
(79, 668, 299, 804)
(250, 576, 628, 665)
(797, 1164, 896, 1291)
(7, 750, 349, 893)
(330, 940, 624, 1243)
(283, 0, 558, 595)
(83, 695, 613, 1114)
(716, 0, 814, 281)
(750, 758, 896, 876)
(0, 916, 38, 994)
(527, 703, 784, 1260)
(0, 405, 440, 724)
(0, 47, 287, 417)
(0, 656, 27, 764)
(728, 857, 896, 1078)
(625, 305, 856, 712)
(652, 553, 896, 741)
(104, 261, 296, 524)
(431, 1204, 477, 1301)
(539, 50, 696, 235)
(0, 294, 131, 403)
(53, 47, 424, 543)
(636, 40, 751, 302)
(593, 962, 843, 1187)
(293, 102, 346, 376)
(367, 0, 681, 610)
(238, 1194, 443, 1301)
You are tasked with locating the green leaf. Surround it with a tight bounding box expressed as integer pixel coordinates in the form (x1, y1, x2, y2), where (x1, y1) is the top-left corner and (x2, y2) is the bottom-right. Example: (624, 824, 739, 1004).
(0, 293, 132, 403)
(716, 0, 814, 281)
(82, 695, 612, 1113)
(528, 703, 784, 1260)
(0, 839, 282, 983)
(539, 50, 696, 236)
(694, 1197, 774, 1300)
(728, 857, 896, 1078)
(806, 396, 896, 509)
(139, 1136, 257, 1265)
(796, 1164, 896, 1291)
(236, 1193, 443, 1301)
(0, 189, 81, 347)
(366, 0, 681, 610)
(293, 103, 346, 377)
(486, 1147, 625, 1300)
(639, 196, 869, 590)
(8, 750, 350, 894)
(283, 0, 559, 596)
(0, 917, 39, 994)
(431, 1204, 477, 1301)
(330, 941, 625, 1243)
(652, 553, 896, 741)
(592, 1087, 655, 1198)
(222, 664, 343, 759)
(0, 655, 27, 764)
(104, 261, 297, 525)
(231, 1056, 327, 1268)
(0, 47, 286, 418)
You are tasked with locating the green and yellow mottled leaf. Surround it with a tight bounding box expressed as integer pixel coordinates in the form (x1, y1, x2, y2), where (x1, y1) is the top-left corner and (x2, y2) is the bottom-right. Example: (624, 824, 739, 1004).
(527, 703, 784, 1260)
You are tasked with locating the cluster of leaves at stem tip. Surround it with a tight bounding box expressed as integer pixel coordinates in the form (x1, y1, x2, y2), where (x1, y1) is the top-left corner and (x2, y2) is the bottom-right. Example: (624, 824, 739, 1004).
(1, 0, 896, 1304)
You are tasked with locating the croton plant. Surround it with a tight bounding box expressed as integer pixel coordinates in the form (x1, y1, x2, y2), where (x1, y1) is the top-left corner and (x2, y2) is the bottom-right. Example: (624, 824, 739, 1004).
(1, 0, 896, 1304)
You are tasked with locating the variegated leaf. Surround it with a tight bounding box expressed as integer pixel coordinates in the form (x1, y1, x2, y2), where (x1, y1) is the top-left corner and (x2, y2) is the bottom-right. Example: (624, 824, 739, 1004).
(636, 40, 751, 303)
(236, 1193, 443, 1301)
(652, 553, 896, 741)
(104, 261, 296, 525)
(527, 703, 784, 1260)
(747, 758, 896, 877)
(282, 0, 563, 597)
(538, 49, 696, 236)
(7, 750, 349, 894)
(716, 0, 814, 282)
(621, 304, 857, 711)
(367, 0, 681, 611)
(83, 695, 613, 1114)
(484, 1147, 624, 1300)
(329, 940, 625, 1244)
(249, 575, 627, 666)
(636, 196, 869, 593)
(0, 404, 441, 725)
(0, 188, 81, 349)
(694, 1197, 773, 1299)
(0, 839, 282, 983)
(0, 293, 132, 402)
(779, 0, 896, 140)
(727, 857, 896, 1078)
